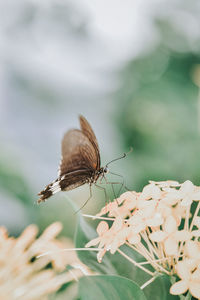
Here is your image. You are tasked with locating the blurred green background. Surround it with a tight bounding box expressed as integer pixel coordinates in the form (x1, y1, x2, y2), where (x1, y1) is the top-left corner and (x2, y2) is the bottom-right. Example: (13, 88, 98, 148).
(1, 0, 200, 237)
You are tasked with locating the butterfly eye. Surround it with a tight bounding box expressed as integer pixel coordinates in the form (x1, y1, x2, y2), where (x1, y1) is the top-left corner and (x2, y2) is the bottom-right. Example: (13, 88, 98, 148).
(104, 167, 109, 174)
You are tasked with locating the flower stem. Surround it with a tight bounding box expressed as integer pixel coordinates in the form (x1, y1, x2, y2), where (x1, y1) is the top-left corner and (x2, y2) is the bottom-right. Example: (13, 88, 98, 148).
(140, 276, 157, 289)
(82, 214, 116, 222)
(189, 201, 200, 231)
(36, 247, 100, 258)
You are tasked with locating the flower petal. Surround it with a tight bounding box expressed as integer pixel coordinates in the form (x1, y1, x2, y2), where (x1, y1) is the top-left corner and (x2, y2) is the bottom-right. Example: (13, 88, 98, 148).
(184, 258, 197, 271)
(128, 214, 146, 233)
(132, 223, 146, 234)
(181, 196, 192, 207)
(151, 180, 180, 188)
(193, 216, 200, 228)
(180, 180, 194, 195)
(127, 232, 141, 244)
(192, 190, 200, 201)
(191, 268, 200, 280)
(97, 248, 106, 263)
(146, 214, 163, 227)
(185, 241, 200, 258)
(85, 237, 100, 248)
(149, 231, 167, 242)
(189, 281, 200, 299)
(163, 216, 177, 234)
(149, 185, 162, 200)
(141, 201, 157, 218)
(157, 202, 172, 218)
(111, 216, 123, 232)
(162, 190, 181, 206)
(109, 238, 121, 254)
(97, 221, 109, 236)
(176, 261, 191, 280)
(170, 280, 189, 295)
(139, 184, 161, 201)
(174, 230, 191, 241)
(96, 202, 118, 217)
(119, 191, 137, 206)
(164, 237, 178, 256)
(192, 230, 200, 237)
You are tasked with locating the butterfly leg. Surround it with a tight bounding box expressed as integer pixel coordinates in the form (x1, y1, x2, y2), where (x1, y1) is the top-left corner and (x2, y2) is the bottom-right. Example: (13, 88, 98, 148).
(95, 184, 109, 204)
(111, 183, 117, 199)
(103, 177, 128, 199)
(107, 171, 130, 196)
(95, 184, 110, 214)
(75, 184, 93, 213)
(102, 179, 121, 202)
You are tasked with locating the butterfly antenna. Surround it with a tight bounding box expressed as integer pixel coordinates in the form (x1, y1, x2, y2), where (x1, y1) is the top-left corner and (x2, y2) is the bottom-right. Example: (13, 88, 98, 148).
(106, 147, 133, 167)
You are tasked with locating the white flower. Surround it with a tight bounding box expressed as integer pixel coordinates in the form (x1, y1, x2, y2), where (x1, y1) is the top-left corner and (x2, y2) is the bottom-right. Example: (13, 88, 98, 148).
(150, 215, 191, 256)
(86, 217, 129, 262)
(85, 179, 200, 297)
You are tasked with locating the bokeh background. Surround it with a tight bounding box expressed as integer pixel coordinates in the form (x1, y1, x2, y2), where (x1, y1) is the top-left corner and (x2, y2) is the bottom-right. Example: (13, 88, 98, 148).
(1, 0, 200, 239)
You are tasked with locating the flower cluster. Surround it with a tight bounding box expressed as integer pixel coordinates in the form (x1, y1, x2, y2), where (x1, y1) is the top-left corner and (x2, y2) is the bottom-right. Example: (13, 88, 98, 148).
(85, 180, 200, 299)
(0, 222, 89, 300)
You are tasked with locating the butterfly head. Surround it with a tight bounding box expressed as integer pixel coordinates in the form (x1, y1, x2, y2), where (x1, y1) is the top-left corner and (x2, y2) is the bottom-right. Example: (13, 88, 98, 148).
(103, 166, 109, 174)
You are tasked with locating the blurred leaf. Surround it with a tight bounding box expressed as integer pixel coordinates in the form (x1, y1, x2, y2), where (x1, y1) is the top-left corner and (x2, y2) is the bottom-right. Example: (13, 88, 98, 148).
(78, 275, 147, 300)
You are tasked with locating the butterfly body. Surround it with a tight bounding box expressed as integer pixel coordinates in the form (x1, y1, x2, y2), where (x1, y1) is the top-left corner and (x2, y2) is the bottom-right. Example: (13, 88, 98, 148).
(38, 116, 105, 203)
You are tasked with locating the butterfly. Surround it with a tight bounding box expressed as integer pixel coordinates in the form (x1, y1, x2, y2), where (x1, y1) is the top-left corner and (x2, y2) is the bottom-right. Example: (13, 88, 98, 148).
(38, 115, 110, 204)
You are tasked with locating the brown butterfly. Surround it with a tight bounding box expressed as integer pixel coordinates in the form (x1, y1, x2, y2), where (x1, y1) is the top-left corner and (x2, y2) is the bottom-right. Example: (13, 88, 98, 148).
(38, 115, 111, 204)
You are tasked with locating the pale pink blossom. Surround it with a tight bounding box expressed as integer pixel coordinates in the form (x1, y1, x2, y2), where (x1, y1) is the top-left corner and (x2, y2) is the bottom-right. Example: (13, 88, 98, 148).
(96, 192, 137, 219)
(150, 215, 191, 255)
(185, 240, 200, 266)
(85, 180, 200, 298)
(138, 183, 162, 201)
(86, 217, 129, 262)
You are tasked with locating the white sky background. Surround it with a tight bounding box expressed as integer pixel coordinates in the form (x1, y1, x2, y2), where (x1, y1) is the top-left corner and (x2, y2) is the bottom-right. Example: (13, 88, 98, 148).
(75, 0, 157, 62)
(78, 0, 140, 60)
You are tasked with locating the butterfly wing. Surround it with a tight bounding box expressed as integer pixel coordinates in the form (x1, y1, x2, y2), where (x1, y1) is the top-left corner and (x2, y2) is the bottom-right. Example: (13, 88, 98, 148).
(38, 117, 100, 203)
(79, 115, 100, 169)
(58, 129, 99, 177)
(38, 169, 93, 203)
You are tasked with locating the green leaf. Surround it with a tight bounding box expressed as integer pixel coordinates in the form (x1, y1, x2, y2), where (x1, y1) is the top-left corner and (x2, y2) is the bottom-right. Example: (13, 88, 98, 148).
(78, 275, 147, 300)
(108, 244, 151, 285)
(143, 275, 179, 300)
